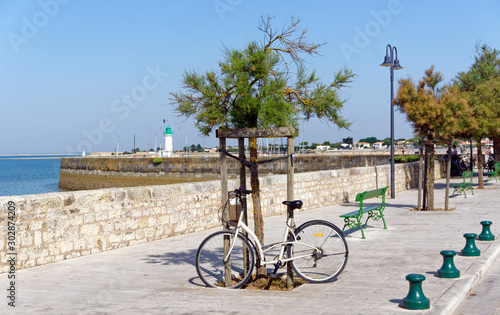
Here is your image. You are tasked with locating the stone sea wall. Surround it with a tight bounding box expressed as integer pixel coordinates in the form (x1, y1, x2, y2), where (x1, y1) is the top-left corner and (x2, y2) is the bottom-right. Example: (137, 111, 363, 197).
(59, 154, 394, 190)
(0, 161, 445, 273)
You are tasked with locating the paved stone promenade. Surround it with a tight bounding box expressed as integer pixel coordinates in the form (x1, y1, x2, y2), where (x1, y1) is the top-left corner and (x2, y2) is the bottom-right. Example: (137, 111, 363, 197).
(2, 176, 499, 314)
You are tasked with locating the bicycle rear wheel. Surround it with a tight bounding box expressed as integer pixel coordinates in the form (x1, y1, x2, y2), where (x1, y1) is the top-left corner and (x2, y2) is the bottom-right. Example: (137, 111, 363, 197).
(196, 231, 255, 289)
(288, 220, 348, 283)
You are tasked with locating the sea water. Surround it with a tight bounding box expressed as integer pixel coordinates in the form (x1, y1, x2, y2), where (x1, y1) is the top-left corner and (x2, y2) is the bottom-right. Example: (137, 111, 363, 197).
(0, 156, 70, 197)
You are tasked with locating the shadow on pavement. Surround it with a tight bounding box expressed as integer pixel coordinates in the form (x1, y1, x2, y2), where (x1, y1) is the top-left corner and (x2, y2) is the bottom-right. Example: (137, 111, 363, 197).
(143, 249, 198, 267)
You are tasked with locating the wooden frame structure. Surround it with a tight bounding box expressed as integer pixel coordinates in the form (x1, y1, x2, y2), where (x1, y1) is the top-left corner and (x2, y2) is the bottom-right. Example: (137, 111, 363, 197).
(216, 127, 297, 287)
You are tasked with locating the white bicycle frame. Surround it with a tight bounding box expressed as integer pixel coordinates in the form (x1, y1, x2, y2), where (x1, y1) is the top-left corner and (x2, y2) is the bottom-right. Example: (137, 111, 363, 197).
(223, 197, 319, 266)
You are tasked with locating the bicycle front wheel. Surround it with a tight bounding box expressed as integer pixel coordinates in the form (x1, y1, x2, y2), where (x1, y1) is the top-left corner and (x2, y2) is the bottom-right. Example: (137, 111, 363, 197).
(196, 231, 255, 289)
(288, 220, 348, 283)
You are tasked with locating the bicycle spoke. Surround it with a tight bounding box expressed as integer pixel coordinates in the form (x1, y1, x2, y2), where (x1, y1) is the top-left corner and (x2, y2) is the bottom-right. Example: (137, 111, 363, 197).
(289, 221, 348, 283)
(196, 231, 255, 289)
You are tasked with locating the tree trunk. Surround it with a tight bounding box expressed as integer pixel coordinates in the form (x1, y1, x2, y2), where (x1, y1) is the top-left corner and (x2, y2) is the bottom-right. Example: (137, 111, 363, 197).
(477, 142, 484, 189)
(248, 137, 267, 277)
(422, 141, 428, 210)
(418, 141, 424, 211)
(424, 142, 435, 211)
(494, 137, 500, 163)
(445, 141, 452, 210)
(417, 141, 424, 211)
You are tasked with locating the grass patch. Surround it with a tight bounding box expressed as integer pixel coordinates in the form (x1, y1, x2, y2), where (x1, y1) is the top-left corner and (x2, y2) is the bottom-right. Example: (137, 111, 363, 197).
(152, 158, 163, 165)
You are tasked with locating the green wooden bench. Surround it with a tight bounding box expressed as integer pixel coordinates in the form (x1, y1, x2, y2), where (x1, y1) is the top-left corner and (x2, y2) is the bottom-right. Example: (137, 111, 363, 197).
(452, 171, 474, 198)
(340, 186, 389, 239)
(486, 162, 500, 182)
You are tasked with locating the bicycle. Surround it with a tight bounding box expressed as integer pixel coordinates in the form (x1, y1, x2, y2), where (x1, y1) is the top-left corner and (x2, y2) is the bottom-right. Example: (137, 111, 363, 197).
(195, 188, 349, 289)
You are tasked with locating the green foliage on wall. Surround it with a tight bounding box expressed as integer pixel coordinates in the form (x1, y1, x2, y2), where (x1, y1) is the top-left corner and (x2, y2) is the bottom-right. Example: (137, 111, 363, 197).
(395, 155, 420, 163)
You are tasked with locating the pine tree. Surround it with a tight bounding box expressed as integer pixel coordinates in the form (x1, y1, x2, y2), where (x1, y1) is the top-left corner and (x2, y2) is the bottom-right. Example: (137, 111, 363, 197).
(456, 44, 500, 188)
(170, 16, 355, 271)
(395, 66, 469, 210)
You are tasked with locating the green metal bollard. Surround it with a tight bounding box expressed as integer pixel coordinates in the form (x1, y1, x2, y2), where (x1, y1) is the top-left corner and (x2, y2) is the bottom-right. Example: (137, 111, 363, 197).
(402, 274, 430, 310)
(478, 221, 495, 241)
(461, 233, 480, 256)
(437, 250, 460, 278)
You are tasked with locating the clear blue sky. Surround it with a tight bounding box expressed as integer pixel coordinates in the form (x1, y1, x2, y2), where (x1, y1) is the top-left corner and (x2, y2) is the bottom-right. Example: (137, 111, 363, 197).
(1, 0, 500, 154)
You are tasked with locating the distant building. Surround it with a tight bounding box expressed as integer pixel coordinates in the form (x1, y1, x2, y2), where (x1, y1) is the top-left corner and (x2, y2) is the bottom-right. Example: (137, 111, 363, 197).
(373, 142, 386, 149)
(356, 142, 370, 149)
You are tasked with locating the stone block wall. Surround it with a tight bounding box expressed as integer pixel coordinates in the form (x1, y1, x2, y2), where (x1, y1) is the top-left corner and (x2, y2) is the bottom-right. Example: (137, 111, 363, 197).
(59, 154, 394, 190)
(0, 161, 444, 273)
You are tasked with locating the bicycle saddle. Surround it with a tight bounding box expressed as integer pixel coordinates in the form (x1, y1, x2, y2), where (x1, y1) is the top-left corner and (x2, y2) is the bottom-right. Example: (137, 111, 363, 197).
(282, 200, 303, 209)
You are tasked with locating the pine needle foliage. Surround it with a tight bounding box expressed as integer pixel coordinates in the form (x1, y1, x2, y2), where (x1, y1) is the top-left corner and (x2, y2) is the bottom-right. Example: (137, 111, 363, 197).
(456, 44, 500, 139)
(394, 66, 470, 210)
(170, 16, 355, 135)
(394, 66, 469, 142)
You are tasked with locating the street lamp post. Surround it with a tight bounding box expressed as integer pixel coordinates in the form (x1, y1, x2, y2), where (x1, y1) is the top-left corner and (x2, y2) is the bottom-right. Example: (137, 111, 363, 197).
(380, 44, 403, 199)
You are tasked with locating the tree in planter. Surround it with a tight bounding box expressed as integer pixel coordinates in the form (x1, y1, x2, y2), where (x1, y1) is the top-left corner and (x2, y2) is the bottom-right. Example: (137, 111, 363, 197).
(394, 66, 470, 210)
(170, 16, 355, 275)
(436, 84, 471, 208)
(459, 77, 500, 187)
(456, 44, 500, 187)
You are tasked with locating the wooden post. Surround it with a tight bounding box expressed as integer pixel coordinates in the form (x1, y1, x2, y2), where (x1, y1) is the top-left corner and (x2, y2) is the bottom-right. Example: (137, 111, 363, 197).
(220, 137, 231, 287)
(216, 127, 298, 283)
(286, 136, 294, 289)
(220, 136, 229, 226)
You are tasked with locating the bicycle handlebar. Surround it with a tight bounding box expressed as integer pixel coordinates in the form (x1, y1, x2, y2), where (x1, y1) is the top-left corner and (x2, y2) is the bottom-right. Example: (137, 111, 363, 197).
(233, 187, 252, 196)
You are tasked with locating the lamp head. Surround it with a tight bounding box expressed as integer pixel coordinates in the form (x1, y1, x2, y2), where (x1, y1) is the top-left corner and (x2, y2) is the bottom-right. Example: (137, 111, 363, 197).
(380, 55, 394, 67)
(393, 58, 403, 70)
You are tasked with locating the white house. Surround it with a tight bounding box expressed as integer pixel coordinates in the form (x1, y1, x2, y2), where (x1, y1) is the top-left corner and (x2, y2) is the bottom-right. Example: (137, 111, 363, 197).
(373, 142, 387, 149)
(356, 142, 370, 149)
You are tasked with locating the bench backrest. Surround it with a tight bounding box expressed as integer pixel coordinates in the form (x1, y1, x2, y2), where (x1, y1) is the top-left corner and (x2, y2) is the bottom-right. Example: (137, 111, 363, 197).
(495, 162, 500, 173)
(462, 171, 473, 182)
(355, 186, 389, 203)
